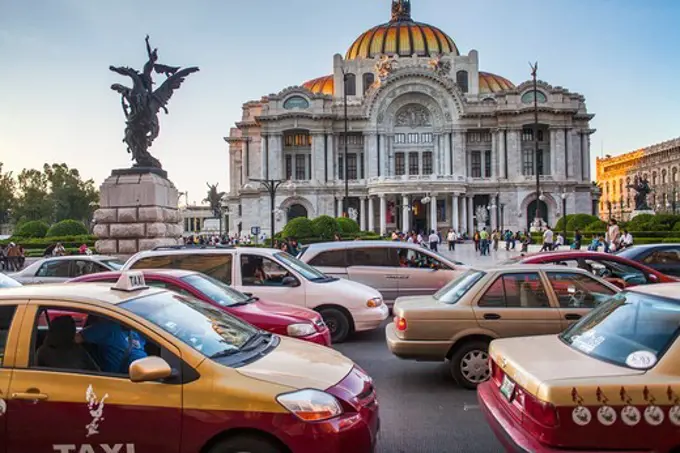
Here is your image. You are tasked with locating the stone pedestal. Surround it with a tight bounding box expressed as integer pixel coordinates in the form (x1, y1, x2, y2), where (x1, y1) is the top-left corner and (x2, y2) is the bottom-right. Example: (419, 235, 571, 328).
(93, 171, 183, 255)
(630, 210, 655, 220)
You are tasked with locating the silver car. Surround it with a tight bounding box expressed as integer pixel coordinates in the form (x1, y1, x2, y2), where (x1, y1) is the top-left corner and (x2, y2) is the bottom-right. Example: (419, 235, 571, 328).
(10, 255, 125, 285)
(298, 241, 467, 306)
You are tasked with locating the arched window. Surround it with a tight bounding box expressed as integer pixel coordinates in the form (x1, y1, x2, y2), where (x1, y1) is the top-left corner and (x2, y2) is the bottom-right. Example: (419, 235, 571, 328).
(344, 73, 356, 96)
(652, 171, 658, 185)
(456, 71, 469, 93)
(673, 168, 678, 182)
(363, 73, 375, 94)
(521, 90, 548, 104)
(662, 169, 667, 184)
(283, 96, 309, 110)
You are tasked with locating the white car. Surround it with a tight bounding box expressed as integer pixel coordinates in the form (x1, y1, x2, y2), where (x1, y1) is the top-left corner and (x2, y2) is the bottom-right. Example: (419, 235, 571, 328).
(0, 273, 21, 288)
(10, 255, 125, 285)
(122, 246, 389, 343)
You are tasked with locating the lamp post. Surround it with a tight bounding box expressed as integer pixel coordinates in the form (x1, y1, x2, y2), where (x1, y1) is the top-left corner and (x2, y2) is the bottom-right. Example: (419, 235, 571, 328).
(248, 178, 293, 240)
(500, 204, 505, 232)
(561, 191, 568, 244)
(530, 62, 541, 227)
(607, 200, 612, 220)
(342, 71, 350, 216)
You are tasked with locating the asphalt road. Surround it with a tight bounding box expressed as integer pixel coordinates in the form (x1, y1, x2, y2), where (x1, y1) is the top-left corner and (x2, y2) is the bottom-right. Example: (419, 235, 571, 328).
(335, 320, 503, 453)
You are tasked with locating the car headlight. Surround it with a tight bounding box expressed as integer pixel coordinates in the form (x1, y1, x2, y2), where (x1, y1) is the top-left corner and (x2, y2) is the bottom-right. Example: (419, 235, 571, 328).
(276, 389, 343, 422)
(366, 297, 383, 308)
(287, 323, 317, 337)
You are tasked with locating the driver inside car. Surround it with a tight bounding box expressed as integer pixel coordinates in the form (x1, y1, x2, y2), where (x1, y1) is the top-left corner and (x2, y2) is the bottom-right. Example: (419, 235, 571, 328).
(76, 317, 147, 374)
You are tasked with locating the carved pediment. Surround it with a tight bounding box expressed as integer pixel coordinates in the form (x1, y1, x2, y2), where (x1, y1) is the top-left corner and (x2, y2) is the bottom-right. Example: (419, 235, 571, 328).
(395, 104, 432, 128)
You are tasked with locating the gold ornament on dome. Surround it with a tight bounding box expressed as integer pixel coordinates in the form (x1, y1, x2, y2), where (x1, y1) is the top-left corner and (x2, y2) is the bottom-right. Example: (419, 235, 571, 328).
(429, 54, 451, 77)
(375, 55, 397, 83)
(391, 0, 412, 22)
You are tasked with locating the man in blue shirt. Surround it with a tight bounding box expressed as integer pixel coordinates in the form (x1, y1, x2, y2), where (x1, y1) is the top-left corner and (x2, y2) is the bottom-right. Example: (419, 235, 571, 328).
(76, 319, 147, 374)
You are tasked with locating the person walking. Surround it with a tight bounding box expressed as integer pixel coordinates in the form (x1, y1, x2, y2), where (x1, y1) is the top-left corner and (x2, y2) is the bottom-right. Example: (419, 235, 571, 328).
(428, 230, 440, 252)
(447, 229, 456, 251)
(540, 226, 554, 253)
(479, 228, 490, 256)
(605, 219, 620, 253)
(492, 229, 500, 252)
(473, 230, 480, 253)
(573, 229, 583, 250)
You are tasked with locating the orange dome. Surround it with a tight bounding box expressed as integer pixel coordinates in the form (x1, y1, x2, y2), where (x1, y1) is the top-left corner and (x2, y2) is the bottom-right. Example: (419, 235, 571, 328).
(302, 75, 334, 95)
(479, 72, 515, 94)
(346, 1, 459, 60)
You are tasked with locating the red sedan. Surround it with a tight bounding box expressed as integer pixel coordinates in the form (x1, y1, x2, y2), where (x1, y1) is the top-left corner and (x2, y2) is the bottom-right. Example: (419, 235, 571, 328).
(506, 251, 677, 288)
(70, 270, 331, 346)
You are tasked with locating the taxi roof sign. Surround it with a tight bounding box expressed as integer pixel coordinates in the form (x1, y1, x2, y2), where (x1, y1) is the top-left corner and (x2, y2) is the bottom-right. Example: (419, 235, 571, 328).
(113, 272, 148, 292)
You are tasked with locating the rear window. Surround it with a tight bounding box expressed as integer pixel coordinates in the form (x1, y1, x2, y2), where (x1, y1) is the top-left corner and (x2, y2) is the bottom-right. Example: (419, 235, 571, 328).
(308, 249, 348, 267)
(130, 254, 233, 285)
(561, 291, 680, 370)
(434, 270, 485, 305)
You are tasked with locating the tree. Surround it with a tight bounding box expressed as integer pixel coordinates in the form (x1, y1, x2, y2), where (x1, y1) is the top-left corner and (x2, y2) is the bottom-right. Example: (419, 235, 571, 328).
(14, 168, 51, 223)
(43, 164, 99, 223)
(0, 164, 16, 224)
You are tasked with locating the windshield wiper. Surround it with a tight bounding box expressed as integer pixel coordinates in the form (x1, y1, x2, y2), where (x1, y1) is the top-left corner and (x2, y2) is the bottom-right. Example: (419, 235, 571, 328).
(209, 348, 241, 359)
(240, 331, 272, 351)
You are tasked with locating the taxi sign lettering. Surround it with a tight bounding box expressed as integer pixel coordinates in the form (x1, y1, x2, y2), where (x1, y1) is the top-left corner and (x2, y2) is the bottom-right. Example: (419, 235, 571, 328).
(53, 445, 135, 453)
(112, 272, 147, 292)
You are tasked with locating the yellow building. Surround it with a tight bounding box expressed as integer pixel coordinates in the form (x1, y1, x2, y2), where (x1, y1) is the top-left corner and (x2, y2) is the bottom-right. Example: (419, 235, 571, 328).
(596, 137, 680, 221)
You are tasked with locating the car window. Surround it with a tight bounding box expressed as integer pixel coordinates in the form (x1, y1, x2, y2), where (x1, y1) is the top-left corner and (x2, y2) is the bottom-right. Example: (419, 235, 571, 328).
(181, 274, 251, 307)
(478, 273, 550, 308)
(561, 291, 680, 370)
(130, 254, 233, 285)
(73, 260, 108, 277)
(308, 250, 348, 267)
(349, 247, 396, 267)
(100, 259, 125, 270)
(434, 270, 485, 304)
(146, 280, 194, 298)
(31, 307, 167, 377)
(398, 249, 446, 269)
(0, 306, 17, 366)
(36, 260, 71, 278)
(643, 249, 680, 265)
(241, 254, 294, 287)
(545, 272, 616, 309)
(274, 252, 327, 281)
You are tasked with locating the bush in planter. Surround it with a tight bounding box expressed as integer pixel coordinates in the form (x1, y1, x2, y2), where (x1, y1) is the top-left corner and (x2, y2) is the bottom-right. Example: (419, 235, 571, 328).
(584, 220, 607, 232)
(565, 214, 599, 232)
(15, 220, 50, 238)
(311, 215, 340, 240)
(646, 214, 680, 231)
(282, 217, 314, 239)
(662, 238, 680, 244)
(47, 219, 89, 237)
(627, 214, 655, 231)
(336, 217, 360, 234)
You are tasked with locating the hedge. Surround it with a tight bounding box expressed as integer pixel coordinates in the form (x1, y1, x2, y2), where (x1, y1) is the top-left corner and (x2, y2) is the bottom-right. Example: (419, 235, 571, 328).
(0, 235, 97, 248)
(47, 220, 89, 237)
(282, 217, 314, 239)
(311, 216, 340, 240)
(14, 220, 50, 238)
(337, 217, 360, 234)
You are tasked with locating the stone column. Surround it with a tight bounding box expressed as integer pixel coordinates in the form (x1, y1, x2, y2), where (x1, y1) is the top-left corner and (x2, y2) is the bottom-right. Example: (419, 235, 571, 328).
(452, 194, 459, 231)
(430, 195, 438, 232)
(402, 194, 410, 232)
(368, 196, 375, 232)
(337, 198, 343, 217)
(490, 201, 498, 231)
(240, 144, 248, 186)
(582, 133, 591, 181)
(311, 133, 325, 182)
(367, 133, 378, 178)
(506, 129, 521, 179)
(467, 196, 474, 234)
(269, 134, 283, 180)
(378, 134, 388, 177)
(443, 133, 452, 176)
(360, 197, 367, 231)
(491, 130, 497, 178)
(554, 128, 566, 180)
(433, 134, 441, 176)
(461, 195, 468, 235)
(498, 130, 506, 179)
(453, 131, 466, 177)
(549, 129, 557, 177)
(260, 135, 268, 179)
(379, 195, 387, 236)
(387, 134, 395, 176)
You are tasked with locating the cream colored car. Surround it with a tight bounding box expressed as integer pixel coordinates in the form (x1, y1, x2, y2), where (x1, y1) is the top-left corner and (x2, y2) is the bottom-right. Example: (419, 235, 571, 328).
(385, 265, 620, 389)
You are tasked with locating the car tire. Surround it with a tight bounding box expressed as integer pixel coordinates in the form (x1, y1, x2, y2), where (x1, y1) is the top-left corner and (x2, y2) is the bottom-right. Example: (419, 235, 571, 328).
(450, 340, 490, 390)
(209, 435, 282, 453)
(319, 307, 350, 343)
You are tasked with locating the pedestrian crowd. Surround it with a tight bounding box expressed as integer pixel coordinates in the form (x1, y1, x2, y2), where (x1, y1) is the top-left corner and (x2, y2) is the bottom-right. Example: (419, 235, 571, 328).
(0, 243, 25, 271)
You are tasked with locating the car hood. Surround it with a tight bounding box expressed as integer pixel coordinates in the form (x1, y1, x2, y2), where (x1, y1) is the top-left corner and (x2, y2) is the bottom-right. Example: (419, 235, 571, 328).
(237, 336, 353, 390)
(233, 298, 320, 324)
(489, 335, 643, 401)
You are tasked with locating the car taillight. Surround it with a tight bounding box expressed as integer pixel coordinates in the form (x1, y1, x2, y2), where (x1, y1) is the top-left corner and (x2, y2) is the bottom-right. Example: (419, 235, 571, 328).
(395, 316, 407, 331)
(490, 358, 504, 384)
(516, 387, 559, 428)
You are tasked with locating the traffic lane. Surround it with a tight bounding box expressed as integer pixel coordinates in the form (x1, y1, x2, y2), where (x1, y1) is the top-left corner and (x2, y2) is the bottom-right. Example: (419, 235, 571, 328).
(336, 321, 502, 453)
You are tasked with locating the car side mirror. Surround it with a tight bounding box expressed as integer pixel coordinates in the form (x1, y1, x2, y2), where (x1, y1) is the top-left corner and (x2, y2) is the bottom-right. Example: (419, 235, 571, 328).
(243, 292, 254, 297)
(129, 356, 172, 383)
(648, 274, 658, 283)
(282, 276, 300, 287)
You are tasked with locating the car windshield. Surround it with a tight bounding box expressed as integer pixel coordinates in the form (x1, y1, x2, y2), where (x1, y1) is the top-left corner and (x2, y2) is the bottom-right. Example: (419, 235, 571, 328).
(434, 270, 486, 304)
(0, 273, 21, 288)
(561, 291, 680, 370)
(614, 247, 639, 259)
(274, 251, 327, 281)
(181, 273, 250, 307)
(101, 259, 125, 270)
(122, 291, 258, 357)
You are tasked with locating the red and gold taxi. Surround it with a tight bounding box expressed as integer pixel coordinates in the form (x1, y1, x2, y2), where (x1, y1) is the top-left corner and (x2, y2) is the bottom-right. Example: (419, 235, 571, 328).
(0, 273, 379, 453)
(478, 283, 680, 452)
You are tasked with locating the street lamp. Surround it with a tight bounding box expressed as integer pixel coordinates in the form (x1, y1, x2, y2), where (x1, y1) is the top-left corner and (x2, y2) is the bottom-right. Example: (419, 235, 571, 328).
(530, 62, 541, 227)
(249, 178, 294, 240)
(561, 191, 568, 244)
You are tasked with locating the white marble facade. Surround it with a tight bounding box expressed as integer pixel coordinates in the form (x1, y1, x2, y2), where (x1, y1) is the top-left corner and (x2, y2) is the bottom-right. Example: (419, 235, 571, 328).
(225, 1, 595, 237)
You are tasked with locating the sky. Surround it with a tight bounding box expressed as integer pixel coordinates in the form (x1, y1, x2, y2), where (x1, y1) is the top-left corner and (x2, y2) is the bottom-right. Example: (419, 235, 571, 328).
(1, 0, 679, 206)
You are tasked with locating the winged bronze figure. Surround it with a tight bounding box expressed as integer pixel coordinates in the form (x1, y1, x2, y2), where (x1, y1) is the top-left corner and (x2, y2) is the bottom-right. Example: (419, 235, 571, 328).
(110, 35, 199, 169)
(204, 183, 226, 218)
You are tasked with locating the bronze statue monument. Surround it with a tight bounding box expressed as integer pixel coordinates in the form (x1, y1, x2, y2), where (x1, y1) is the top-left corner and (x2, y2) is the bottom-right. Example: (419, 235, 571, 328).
(204, 183, 226, 218)
(110, 35, 199, 172)
(626, 176, 652, 211)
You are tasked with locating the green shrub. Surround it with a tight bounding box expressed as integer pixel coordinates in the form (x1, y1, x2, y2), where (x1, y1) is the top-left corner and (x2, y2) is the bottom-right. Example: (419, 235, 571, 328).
(627, 214, 655, 231)
(336, 217, 360, 234)
(584, 220, 607, 232)
(566, 214, 599, 232)
(311, 215, 340, 240)
(0, 235, 97, 249)
(662, 238, 680, 244)
(646, 214, 680, 231)
(47, 219, 89, 237)
(282, 217, 314, 239)
(15, 220, 50, 238)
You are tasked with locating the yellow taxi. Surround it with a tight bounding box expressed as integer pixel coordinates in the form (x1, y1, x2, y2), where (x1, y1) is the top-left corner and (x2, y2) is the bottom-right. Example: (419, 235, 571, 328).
(478, 283, 680, 452)
(0, 272, 379, 453)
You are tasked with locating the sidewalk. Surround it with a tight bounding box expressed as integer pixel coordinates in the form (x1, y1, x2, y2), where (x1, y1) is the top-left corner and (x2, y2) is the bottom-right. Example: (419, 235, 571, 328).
(437, 242, 570, 268)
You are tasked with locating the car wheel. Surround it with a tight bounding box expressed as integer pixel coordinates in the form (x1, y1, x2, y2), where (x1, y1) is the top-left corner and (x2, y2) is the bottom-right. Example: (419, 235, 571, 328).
(319, 307, 350, 343)
(450, 341, 490, 389)
(209, 435, 282, 453)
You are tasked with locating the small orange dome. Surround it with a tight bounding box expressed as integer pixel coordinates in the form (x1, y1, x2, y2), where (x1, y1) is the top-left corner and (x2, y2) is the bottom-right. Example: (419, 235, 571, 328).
(479, 72, 515, 94)
(303, 75, 334, 95)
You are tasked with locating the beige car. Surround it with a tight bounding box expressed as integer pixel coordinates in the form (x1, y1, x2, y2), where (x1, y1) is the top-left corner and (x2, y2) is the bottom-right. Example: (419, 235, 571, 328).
(385, 265, 620, 389)
(298, 240, 467, 306)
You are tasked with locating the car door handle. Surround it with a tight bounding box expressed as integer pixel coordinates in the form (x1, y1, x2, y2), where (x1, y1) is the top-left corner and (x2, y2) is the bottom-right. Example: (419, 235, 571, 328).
(386, 275, 400, 279)
(12, 391, 48, 402)
(483, 313, 501, 320)
(399, 275, 409, 280)
(565, 314, 582, 321)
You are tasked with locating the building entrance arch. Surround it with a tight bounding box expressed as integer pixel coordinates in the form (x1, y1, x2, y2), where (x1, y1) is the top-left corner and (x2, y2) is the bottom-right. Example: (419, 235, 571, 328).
(288, 204, 308, 220)
(527, 200, 548, 230)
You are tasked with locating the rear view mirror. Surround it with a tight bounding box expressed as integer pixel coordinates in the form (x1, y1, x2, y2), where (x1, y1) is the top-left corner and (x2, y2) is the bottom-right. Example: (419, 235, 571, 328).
(129, 356, 172, 383)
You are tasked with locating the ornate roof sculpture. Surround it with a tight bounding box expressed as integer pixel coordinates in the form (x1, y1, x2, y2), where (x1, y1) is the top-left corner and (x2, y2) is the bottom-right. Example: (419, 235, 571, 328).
(346, 0, 459, 60)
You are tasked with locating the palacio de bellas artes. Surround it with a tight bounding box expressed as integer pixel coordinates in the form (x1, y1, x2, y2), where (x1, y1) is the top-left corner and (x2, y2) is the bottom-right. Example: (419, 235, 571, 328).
(226, 0, 596, 237)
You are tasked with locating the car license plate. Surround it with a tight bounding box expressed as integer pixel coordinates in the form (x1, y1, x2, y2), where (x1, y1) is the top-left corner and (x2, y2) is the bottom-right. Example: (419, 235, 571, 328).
(500, 375, 516, 402)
